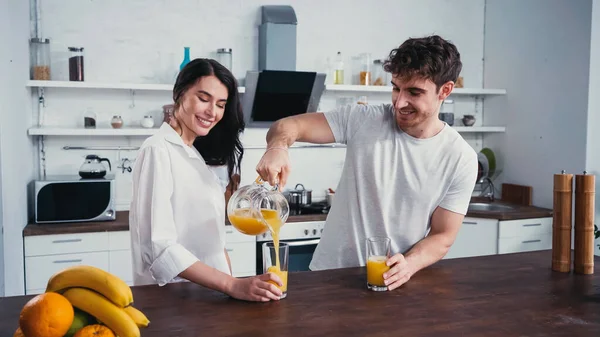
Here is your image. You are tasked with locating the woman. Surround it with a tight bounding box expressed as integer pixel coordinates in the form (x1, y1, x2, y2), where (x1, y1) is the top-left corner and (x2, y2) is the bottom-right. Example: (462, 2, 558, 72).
(129, 58, 283, 302)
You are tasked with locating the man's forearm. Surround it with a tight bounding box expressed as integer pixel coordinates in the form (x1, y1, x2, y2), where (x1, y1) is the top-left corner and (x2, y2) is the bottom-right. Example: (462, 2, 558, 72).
(266, 118, 299, 148)
(404, 233, 453, 274)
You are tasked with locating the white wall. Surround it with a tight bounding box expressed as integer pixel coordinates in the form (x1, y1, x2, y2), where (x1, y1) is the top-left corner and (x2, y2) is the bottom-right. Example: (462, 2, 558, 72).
(0, 0, 37, 296)
(34, 0, 487, 205)
(0, 0, 9, 297)
(588, 0, 600, 256)
(483, 0, 593, 208)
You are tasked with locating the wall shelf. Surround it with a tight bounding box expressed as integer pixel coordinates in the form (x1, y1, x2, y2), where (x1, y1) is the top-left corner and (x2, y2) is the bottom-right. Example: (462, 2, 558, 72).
(28, 127, 158, 136)
(28, 126, 505, 137)
(325, 85, 507, 95)
(26, 81, 506, 96)
(26, 80, 246, 93)
(453, 126, 505, 132)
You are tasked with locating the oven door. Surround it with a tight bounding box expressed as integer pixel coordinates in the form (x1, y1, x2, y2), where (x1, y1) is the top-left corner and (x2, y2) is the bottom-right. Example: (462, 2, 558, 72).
(256, 238, 320, 274)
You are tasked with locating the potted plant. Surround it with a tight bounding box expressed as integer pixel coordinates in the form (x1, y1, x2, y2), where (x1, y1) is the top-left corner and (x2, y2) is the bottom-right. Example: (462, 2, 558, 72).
(595, 224, 600, 249)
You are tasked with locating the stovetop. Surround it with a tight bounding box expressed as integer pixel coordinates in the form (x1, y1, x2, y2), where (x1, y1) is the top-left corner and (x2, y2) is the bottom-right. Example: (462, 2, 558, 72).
(290, 201, 330, 216)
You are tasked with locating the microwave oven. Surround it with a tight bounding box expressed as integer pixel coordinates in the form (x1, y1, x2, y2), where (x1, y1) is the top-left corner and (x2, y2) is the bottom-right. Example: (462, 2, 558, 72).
(33, 175, 116, 224)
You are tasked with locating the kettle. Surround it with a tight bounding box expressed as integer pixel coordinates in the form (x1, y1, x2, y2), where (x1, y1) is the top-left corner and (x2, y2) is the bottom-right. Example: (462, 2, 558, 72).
(226, 177, 289, 236)
(79, 155, 111, 179)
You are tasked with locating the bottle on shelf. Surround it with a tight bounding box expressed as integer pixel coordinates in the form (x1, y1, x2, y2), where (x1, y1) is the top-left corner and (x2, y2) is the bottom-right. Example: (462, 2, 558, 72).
(334, 51, 344, 85)
(180, 47, 191, 71)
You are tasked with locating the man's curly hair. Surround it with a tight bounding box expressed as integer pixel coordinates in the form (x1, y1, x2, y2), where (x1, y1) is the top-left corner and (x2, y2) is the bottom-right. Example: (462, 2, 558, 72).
(383, 35, 462, 91)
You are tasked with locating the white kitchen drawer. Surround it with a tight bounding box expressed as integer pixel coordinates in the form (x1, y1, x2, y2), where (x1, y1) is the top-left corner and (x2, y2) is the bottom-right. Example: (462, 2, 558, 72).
(25, 232, 109, 257)
(25, 251, 109, 290)
(498, 234, 552, 254)
(444, 217, 498, 259)
(26, 288, 46, 295)
(499, 217, 552, 239)
(109, 250, 133, 283)
(225, 226, 256, 243)
(109, 231, 131, 251)
(225, 242, 256, 276)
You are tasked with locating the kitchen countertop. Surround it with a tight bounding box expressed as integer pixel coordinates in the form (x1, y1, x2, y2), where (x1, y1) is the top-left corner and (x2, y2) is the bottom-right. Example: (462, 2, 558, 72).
(22, 211, 328, 236)
(465, 198, 553, 220)
(1, 250, 598, 336)
(22, 199, 552, 236)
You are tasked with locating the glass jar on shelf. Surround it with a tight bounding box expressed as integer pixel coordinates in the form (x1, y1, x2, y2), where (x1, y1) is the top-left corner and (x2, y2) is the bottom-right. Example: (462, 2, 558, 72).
(162, 104, 175, 124)
(111, 115, 124, 129)
(83, 108, 96, 129)
(216, 48, 232, 71)
(30, 38, 51, 80)
(141, 115, 155, 128)
(68, 47, 85, 81)
(372, 59, 387, 86)
(357, 53, 372, 86)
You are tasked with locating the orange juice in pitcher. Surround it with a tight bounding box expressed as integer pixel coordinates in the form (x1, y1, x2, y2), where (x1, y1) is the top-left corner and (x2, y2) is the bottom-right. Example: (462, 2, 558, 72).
(227, 177, 289, 236)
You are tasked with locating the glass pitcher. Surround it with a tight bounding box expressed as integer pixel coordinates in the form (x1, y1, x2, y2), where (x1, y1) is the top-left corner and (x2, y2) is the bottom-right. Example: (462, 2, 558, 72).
(227, 177, 289, 236)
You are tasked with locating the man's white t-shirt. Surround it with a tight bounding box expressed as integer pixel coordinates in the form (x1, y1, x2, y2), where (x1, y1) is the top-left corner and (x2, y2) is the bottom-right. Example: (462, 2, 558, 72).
(309, 103, 478, 271)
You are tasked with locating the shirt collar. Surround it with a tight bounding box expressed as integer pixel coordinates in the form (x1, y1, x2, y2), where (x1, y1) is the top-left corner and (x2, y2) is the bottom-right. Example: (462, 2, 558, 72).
(158, 122, 202, 159)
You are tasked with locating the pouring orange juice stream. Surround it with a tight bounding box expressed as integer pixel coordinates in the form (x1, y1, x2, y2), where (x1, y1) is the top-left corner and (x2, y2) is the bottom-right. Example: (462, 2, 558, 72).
(227, 178, 287, 292)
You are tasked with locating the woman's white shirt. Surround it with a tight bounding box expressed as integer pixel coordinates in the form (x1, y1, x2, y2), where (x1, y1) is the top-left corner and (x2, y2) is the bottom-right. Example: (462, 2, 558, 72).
(129, 122, 230, 286)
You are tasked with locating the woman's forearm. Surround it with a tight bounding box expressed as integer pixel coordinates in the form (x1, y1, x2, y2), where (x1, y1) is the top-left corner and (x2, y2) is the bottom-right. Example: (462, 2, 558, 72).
(178, 261, 235, 295)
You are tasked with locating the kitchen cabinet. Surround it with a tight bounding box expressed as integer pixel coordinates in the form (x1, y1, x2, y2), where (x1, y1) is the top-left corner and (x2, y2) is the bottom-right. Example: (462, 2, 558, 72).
(24, 231, 132, 295)
(444, 217, 499, 259)
(224, 226, 257, 277)
(444, 216, 553, 260)
(497, 217, 552, 254)
(23, 228, 256, 295)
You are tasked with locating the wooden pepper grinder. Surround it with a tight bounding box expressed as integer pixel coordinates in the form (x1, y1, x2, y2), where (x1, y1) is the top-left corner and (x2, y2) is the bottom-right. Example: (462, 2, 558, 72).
(552, 170, 573, 273)
(574, 171, 595, 275)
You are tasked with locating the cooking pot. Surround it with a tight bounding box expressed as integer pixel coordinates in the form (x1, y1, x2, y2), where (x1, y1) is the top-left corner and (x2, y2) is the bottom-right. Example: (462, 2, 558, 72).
(287, 183, 312, 206)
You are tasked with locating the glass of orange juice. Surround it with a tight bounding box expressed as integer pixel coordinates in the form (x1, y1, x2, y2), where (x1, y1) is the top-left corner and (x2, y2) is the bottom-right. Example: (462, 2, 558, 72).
(262, 242, 289, 299)
(366, 236, 391, 291)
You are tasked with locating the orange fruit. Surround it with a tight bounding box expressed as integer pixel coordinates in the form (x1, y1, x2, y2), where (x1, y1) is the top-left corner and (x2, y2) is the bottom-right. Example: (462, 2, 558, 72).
(73, 325, 116, 337)
(19, 292, 74, 337)
(14, 327, 25, 337)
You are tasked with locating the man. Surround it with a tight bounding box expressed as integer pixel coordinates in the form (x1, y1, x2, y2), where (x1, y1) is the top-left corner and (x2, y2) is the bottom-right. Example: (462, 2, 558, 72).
(256, 35, 478, 291)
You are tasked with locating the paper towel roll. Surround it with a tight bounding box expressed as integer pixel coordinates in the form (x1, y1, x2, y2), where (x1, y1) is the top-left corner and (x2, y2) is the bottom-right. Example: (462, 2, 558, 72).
(574, 172, 595, 275)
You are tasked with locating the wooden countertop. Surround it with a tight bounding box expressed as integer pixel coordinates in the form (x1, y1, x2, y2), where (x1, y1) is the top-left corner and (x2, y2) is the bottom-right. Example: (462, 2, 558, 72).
(1, 251, 598, 336)
(22, 198, 552, 236)
(465, 198, 553, 220)
(23, 211, 328, 236)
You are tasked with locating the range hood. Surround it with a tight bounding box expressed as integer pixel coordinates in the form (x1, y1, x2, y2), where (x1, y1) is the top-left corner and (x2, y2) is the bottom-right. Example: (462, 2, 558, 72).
(241, 5, 326, 127)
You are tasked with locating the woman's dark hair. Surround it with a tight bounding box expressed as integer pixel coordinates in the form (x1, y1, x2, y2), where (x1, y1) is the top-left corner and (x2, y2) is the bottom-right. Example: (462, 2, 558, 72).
(172, 58, 245, 191)
(383, 35, 462, 91)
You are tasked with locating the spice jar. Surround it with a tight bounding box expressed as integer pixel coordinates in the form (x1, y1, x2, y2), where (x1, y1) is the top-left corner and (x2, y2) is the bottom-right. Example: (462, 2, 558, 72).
(68, 47, 84, 81)
(359, 53, 372, 86)
(141, 115, 155, 128)
(216, 48, 232, 71)
(111, 115, 123, 129)
(30, 38, 51, 80)
(372, 59, 386, 86)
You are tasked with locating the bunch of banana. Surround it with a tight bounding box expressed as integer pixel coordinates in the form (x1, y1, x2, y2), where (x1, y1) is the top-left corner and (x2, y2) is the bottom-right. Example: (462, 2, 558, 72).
(46, 265, 133, 307)
(45, 265, 150, 337)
